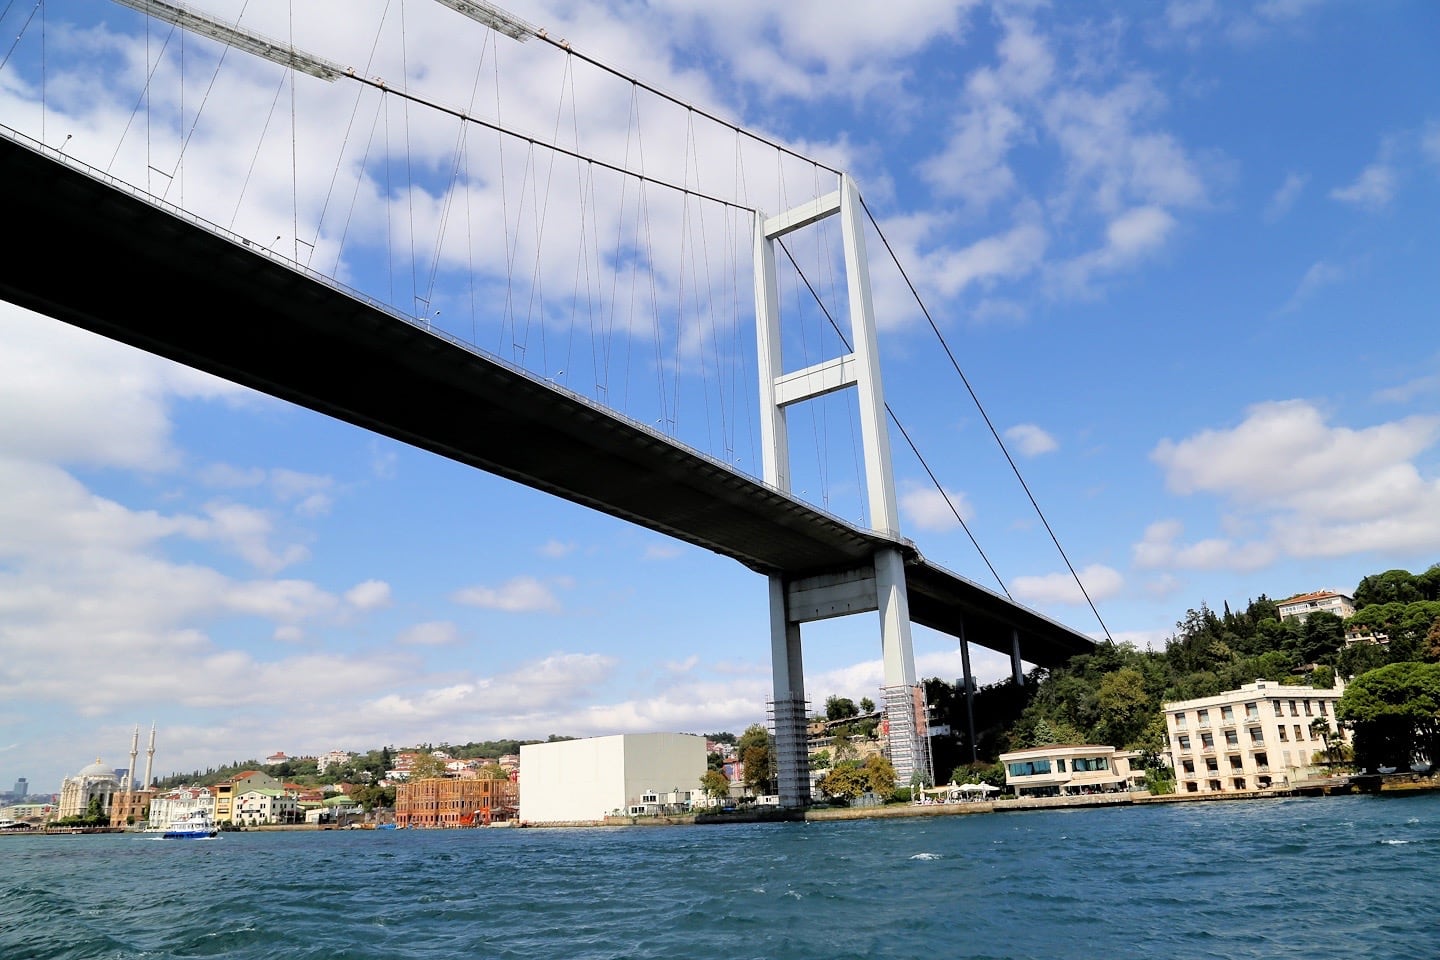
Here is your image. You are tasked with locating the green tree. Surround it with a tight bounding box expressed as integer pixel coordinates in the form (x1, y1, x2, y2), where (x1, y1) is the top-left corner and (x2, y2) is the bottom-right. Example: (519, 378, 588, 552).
(825, 696, 859, 722)
(699, 769, 731, 800)
(816, 763, 868, 802)
(860, 697, 876, 714)
(406, 753, 449, 781)
(737, 724, 775, 796)
(1336, 662, 1440, 770)
(1095, 667, 1153, 747)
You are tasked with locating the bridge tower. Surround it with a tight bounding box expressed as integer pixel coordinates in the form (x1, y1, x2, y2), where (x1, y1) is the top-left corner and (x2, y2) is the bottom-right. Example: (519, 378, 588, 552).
(754, 175, 932, 806)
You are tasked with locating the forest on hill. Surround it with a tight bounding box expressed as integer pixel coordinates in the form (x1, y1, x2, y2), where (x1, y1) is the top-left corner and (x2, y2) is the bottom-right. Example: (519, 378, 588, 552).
(922, 564, 1440, 785)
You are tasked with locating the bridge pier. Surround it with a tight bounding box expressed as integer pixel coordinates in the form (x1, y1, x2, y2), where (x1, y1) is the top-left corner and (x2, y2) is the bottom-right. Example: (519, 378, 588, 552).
(755, 175, 934, 805)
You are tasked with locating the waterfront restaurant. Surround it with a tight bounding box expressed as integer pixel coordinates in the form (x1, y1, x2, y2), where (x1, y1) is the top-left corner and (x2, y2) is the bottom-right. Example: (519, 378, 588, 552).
(999, 744, 1136, 798)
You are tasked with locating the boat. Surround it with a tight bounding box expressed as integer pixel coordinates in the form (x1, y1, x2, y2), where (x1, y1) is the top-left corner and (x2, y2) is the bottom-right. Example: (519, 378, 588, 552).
(162, 810, 218, 839)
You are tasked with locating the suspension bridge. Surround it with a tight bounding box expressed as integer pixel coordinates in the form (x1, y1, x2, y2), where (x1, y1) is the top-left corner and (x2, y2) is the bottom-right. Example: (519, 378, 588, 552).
(0, 0, 1100, 805)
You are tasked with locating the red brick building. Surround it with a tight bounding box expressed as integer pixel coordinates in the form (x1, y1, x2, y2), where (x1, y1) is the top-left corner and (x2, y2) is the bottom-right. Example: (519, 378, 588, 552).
(395, 777, 517, 827)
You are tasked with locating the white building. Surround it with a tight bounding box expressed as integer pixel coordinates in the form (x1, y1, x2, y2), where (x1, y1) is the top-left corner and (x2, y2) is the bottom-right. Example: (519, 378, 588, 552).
(999, 745, 1141, 798)
(235, 788, 298, 825)
(316, 750, 354, 774)
(1276, 590, 1355, 623)
(146, 787, 215, 831)
(57, 759, 120, 819)
(519, 733, 707, 824)
(1165, 679, 1348, 794)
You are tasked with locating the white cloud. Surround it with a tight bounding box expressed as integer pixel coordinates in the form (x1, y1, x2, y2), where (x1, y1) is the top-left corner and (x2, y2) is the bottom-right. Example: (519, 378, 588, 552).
(899, 484, 973, 533)
(1005, 423, 1058, 456)
(397, 621, 461, 646)
(1051, 205, 1177, 296)
(1132, 518, 1276, 572)
(345, 579, 392, 611)
(1278, 259, 1346, 313)
(451, 575, 563, 612)
(1263, 171, 1307, 222)
(537, 539, 576, 558)
(1152, 400, 1440, 559)
(191, 501, 309, 574)
(643, 543, 684, 561)
(1423, 122, 1440, 169)
(1011, 564, 1124, 606)
(1330, 162, 1396, 210)
(0, 305, 241, 470)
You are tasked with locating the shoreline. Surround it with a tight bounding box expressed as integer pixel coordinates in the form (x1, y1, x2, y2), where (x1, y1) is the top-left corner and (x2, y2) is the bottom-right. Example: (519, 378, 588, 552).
(9, 774, 1437, 836)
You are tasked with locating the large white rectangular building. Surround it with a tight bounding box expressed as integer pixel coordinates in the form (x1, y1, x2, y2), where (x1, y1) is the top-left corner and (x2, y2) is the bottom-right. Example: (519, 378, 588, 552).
(519, 733, 707, 824)
(1165, 679, 1347, 794)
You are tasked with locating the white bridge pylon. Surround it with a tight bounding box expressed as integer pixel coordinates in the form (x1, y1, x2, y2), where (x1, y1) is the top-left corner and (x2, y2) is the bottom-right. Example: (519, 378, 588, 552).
(754, 176, 932, 806)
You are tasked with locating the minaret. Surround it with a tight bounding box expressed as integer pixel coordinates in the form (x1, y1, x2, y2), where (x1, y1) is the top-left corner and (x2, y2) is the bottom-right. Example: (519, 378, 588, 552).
(143, 723, 156, 789)
(126, 725, 140, 791)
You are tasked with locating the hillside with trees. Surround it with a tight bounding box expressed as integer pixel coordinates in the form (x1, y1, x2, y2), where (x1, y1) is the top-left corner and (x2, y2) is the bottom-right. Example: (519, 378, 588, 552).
(915, 564, 1440, 785)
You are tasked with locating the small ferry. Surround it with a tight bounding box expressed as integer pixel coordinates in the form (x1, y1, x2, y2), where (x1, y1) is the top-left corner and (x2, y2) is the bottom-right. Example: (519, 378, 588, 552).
(162, 811, 218, 839)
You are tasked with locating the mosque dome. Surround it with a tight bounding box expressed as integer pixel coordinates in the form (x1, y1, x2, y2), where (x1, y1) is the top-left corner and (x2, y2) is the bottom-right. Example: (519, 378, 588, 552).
(77, 758, 116, 779)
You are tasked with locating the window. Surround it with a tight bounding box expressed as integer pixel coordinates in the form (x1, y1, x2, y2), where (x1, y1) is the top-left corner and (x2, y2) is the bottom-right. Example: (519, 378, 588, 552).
(1221, 705, 1234, 722)
(1201, 733, 1215, 749)
(1205, 758, 1219, 773)
(1182, 760, 1195, 774)
(1073, 757, 1110, 772)
(1056, 759, 1066, 772)
(1232, 778, 1247, 791)
(1250, 729, 1265, 744)
(1255, 752, 1269, 770)
(1289, 700, 1299, 717)
(1319, 701, 1328, 716)
(1245, 702, 1259, 720)
(1174, 713, 1187, 729)
(1178, 735, 1191, 750)
(1272, 700, 1284, 717)
(1197, 709, 1210, 723)
(1303, 700, 1313, 717)
(1225, 730, 1239, 746)
(1229, 756, 1244, 770)
(1007, 760, 1052, 777)
(1278, 727, 1288, 741)
(1294, 724, 1305, 741)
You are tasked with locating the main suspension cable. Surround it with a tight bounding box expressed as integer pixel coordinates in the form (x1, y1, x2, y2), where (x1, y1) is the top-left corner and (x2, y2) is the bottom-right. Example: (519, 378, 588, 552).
(857, 195, 1114, 642)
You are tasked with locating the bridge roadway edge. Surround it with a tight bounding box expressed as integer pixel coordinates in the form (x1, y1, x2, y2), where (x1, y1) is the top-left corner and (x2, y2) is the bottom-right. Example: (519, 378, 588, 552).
(0, 130, 1093, 667)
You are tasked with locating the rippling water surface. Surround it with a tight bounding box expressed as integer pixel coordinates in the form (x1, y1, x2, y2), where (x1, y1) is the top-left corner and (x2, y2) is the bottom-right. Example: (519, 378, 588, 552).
(3, 794, 1436, 959)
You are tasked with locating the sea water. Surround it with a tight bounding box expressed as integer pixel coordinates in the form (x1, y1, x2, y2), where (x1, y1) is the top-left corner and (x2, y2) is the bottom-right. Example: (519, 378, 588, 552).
(2, 793, 1436, 960)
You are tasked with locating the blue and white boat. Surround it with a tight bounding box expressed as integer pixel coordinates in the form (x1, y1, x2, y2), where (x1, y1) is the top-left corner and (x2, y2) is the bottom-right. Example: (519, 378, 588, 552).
(162, 810, 217, 839)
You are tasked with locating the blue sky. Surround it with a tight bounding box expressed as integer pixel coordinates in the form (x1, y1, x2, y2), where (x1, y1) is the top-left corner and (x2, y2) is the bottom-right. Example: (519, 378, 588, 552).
(2, 0, 1438, 793)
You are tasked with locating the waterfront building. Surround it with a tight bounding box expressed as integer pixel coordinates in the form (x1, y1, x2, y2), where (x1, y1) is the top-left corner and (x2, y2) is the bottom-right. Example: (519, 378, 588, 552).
(146, 787, 215, 831)
(235, 788, 298, 825)
(1164, 679, 1348, 794)
(395, 776, 517, 827)
(999, 745, 1139, 798)
(213, 770, 283, 823)
(1276, 590, 1355, 623)
(519, 733, 706, 824)
(57, 759, 120, 819)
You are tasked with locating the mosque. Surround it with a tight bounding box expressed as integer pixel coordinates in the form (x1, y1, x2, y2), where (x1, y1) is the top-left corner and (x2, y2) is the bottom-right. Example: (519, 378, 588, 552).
(56, 725, 157, 827)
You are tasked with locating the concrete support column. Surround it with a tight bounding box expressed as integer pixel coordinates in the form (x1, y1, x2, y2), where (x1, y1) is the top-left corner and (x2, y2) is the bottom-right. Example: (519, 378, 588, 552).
(769, 576, 811, 808)
(958, 620, 978, 765)
(1011, 628, 1025, 686)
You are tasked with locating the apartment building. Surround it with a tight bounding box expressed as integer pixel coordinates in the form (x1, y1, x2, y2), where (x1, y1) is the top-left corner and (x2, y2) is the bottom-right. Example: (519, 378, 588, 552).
(1276, 590, 1355, 623)
(1165, 680, 1347, 794)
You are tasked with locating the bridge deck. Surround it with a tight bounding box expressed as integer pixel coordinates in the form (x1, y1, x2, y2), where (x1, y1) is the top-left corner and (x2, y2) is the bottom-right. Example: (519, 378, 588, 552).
(0, 131, 1093, 667)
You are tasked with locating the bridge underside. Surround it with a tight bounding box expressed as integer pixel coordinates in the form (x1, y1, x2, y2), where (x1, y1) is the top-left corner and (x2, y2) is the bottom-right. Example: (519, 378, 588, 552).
(0, 131, 1093, 668)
